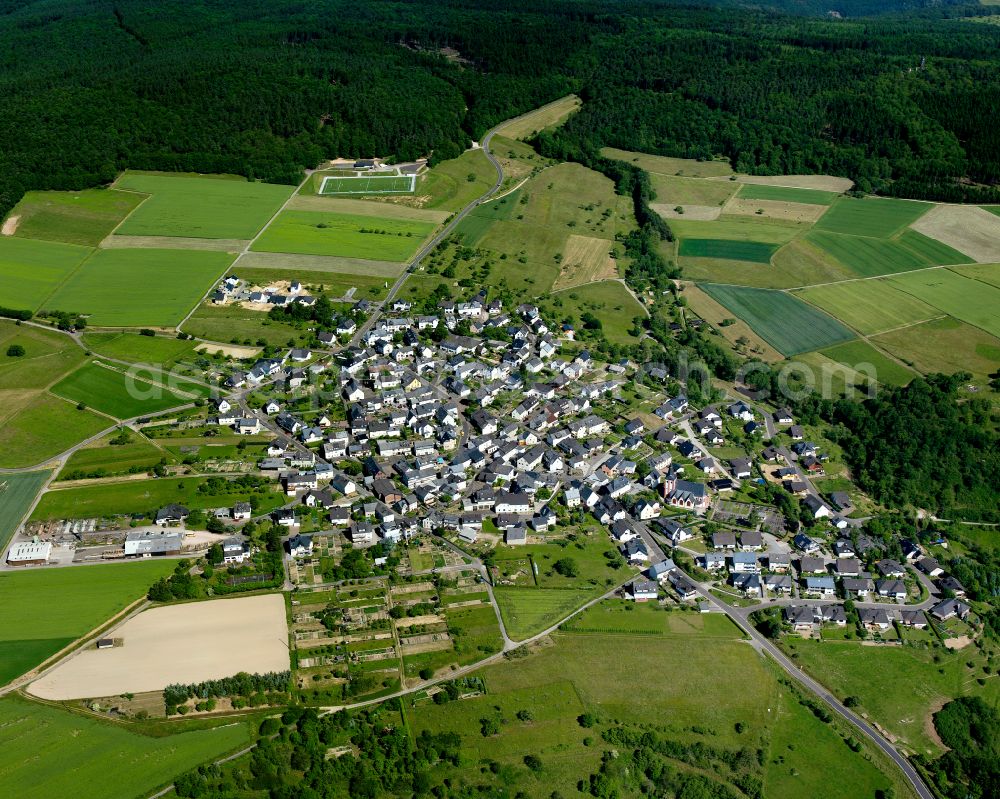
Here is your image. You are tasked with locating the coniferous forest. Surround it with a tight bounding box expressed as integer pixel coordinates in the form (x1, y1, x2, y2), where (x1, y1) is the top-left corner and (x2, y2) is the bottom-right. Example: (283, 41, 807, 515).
(3, 0, 1000, 220)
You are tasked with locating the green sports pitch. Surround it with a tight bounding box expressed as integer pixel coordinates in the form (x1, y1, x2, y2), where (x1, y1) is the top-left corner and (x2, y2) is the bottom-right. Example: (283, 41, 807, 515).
(318, 174, 416, 195)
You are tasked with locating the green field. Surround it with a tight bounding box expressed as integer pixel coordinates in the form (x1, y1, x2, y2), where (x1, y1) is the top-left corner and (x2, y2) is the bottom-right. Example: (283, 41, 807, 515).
(600, 147, 734, 177)
(796, 280, 941, 335)
(546, 280, 645, 345)
(318, 174, 414, 195)
(806, 230, 971, 278)
(782, 637, 1000, 756)
(818, 340, 916, 386)
(31, 475, 285, 521)
(737, 184, 839, 205)
(44, 248, 233, 327)
(417, 148, 498, 211)
(7, 188, 145, 247)
(51, 361, 193, 419)
(181, 303, 310, 347)
(701, 283, 856, 355)
(669, 215, 805, 244)
(951, 262, 1000, 288)
(252, 209, 435, 261)
(0, 561, 176, 684)
(57, 434, 167, 480)
(813, 196, 931, 237)
(0, 237, 93, 312)
(563, 599, 740, 636)
(235, 265, 391, 299)
(650, 173, 737, 206)
(493, 587, 597, 641)
(0, 470, 50, 548)
(0, 322, 86, 391)
(679, 237, 778, 263)
(81, 331, 199, 366)
(115, 172, 295, 239)
(873, 316, 1000, 381)
(0, 395, 108, 469)
(888, 269, 1000, 337)
(0, 696, 250, 799)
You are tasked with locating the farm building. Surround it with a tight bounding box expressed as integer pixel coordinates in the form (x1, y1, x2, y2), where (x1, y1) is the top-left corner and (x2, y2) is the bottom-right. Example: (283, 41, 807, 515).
(6, 540, 52, 566)
(124, 531, 182, 557)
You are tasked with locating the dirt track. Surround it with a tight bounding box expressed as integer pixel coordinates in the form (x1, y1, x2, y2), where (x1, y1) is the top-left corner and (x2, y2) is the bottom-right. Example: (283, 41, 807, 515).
(28, 594, 288, 700)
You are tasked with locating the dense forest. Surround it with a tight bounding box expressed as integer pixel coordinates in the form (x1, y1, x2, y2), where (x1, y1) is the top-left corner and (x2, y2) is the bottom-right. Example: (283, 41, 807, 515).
(3, 0, 1000, 219)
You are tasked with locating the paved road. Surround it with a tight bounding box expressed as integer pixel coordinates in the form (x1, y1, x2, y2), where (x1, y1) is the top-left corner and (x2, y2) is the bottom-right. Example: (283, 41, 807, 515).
(695, 584, 934, 799)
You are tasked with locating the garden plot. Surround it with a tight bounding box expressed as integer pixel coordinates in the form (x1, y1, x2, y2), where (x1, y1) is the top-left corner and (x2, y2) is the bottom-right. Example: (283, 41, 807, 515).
(29, 594, 288, 700)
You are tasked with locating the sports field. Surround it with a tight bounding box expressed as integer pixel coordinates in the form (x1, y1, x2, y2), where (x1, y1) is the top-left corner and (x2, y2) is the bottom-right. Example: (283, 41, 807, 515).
(0, 470, 50, 549)
(81, 331, 199, 366)
(805, 229, 970, 278)
(0, 237, 92, 312)
(737, 183, 839, 205)
(888, 269, 1000, 337)
(701, 283, 856, 355)
(0, 395, 108, 469)
(6, 188, 145, 247)
(51, 361, 193, 419)
(0, 696, 250, 799)
(319, 173, 415, 195)
(796, 280, 941, 335)
(114, 172, 294, 239)
(818, 340, 916, 386)
(251, 209, 435, 261)
(44, 248, 234, 327)
(813, 196, 930, 237)
(0, 561, 175, 685)
(30, 474, 284, 521)
(679, 237, 778, 263)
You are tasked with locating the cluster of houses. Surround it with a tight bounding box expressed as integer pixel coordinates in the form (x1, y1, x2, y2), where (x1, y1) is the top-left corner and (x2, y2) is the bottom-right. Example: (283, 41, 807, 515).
(213, 275, 318, 310)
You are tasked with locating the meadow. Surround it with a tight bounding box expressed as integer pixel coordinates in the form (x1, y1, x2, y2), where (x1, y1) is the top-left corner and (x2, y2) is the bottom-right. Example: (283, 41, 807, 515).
(181, 303, 308, 347)
(251, 209, 435, 261)
(670, 215, 805, 244)
(495, 94, 581, 139)
(888, 268, 1000, 337)
(493, 587, 596, 641)
(546, 280, 645, 345)
(805, 230, 971, 278)
(81, 331, 199, 366)
(952, 262, 1000, 288)
(416, 148, 499, 212)
(649, 173, 737, 207)
(563, 599, 739, 636)
(600, 147, 734, 177)
(0, 696, 250, 799)
(51, 361, 193, 419)
(701, 283, 856, 355)
(114, 172, 294, 239)
(0, 321, 86, 391)
(796, 279, 941, 335)
(679, 238, 778, 263)
(872, 316, 1000, 382)
(0, 236, 92, 312)
(781, 637, 1000, 756)
(57, 434, 167, 479)
(817, 340, 916, 386)
(0, 560, 175, 684)
(0, 395, 108, 468)
(6, 188, 145, 247)
(0, 470, 50, 548)
(813, 196, 931, 237)
(30, 474, 285, 521)
(44, 248, 234, 327)
(737, 183, 839, 205)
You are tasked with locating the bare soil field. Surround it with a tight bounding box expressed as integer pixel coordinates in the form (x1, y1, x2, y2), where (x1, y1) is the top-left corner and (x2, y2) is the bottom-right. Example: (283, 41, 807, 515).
(910, 204, 1000, 263)
(651, 203, 721, 221)
(552, 234, 618, 289)
(287, 194, 449, 224)
(103, 235, 247, 252)
(237, 250, 404, 277)
(28, 593, 288, 700)
(725, 198, 828, 223)
(2, 215, 19, 236)
(727, 174, 854, 192)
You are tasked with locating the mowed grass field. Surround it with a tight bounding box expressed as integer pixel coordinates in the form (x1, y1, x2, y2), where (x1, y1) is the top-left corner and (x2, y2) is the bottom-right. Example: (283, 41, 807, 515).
(44, 248, 233, 327)
(114, 172, 294, 239)
(737, 183, 839, 205)
(0, 696, 250, 799)
(0, 470, 50, 548)
(796, 279, 941, 335)
(51, 361, 193, 419)
(0, 321, 85, 391)
(30, 474, 285, 521)
(887, 269, 1000, 337)
(0, 394, 108, 469)
(495, 94, 581, 139)
(0, 561, 175, 684)
(0, 237, 92, 312)
(6, 188, 145, 247)
(81, 332, 199, 366)
(679, 238, 778, 263)
(319, 174, 414, 195)
(817, 340, 916, 386)
(416, 148, 498, 212)
(805, 229, 971, 278)
(181, 303, 309, 347)
(701, 283, 856, 355)
(57, 434, 167, 480)
(251, 209, 435, 261)
(813, 196, 931, 237)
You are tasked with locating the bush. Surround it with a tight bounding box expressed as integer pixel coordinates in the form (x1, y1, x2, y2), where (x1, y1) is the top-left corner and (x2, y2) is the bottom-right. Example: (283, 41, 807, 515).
(419, 667, 434, 680)
(6, 344, 25, 357)
(524, 754, 543, 771)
